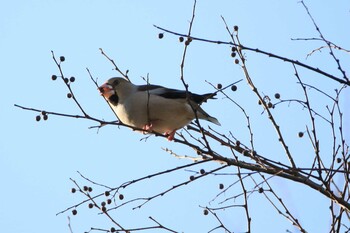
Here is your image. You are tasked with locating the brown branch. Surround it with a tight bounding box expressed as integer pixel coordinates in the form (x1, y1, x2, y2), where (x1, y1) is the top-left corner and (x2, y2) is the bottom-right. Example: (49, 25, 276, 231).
(153, 25, 350, 86)
(99, 48, 130, 81)
(299, 0, 348, 82)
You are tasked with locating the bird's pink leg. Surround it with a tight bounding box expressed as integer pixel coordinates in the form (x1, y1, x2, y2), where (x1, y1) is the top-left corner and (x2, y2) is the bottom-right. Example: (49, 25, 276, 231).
(142, 123, 153, 134)
(165, 130, 177, 141)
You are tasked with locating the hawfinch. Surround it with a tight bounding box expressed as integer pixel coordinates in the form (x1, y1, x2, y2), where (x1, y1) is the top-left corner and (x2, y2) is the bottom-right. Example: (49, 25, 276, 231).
(99, 77, 220, 141)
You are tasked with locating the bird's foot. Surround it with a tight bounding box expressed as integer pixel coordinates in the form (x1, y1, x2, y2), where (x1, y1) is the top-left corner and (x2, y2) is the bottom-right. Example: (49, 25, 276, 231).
(165, 130, 176, 141)
(142, 123, 153, 134)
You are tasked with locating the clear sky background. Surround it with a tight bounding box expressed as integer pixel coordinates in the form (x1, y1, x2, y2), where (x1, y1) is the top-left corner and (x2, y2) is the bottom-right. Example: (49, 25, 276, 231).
(1, 1, 349, 233)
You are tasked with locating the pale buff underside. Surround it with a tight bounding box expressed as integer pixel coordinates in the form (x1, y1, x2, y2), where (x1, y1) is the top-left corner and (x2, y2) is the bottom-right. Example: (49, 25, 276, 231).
(112, 91, 201, 133)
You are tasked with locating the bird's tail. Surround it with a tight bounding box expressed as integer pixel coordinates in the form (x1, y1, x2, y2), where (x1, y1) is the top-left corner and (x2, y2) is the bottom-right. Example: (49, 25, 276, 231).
(207, 116, 221, 126)
(196, 106, 221, 126)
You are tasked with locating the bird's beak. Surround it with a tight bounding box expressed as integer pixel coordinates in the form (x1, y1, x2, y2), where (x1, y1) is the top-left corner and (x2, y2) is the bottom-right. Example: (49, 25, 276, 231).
(98, 83, 115, 98)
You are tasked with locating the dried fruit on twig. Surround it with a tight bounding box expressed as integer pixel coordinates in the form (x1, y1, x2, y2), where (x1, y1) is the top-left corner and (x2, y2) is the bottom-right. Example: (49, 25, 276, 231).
(72, 209, 77, 215)
(119, 194, 124, 200)
(158, 33, 164, 39)
(36, 115, 41, 121)
(70, 76, 75, 82)
(203, 209, 209, 215)
(274, 93, 281, 99)
(231, 85, 237, 91)
(51, 75, 57, 81)
(219, 183, 224, 189)
(298, 132, 304, 138)
(179, 37, 184, 42)
(60, 56, 65, 62)
(234, 25, 239, 31)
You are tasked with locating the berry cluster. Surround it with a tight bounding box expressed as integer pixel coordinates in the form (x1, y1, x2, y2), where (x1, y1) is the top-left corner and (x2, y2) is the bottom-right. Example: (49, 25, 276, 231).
(36, 111, 48, 122)
(70, 186, 124, 216)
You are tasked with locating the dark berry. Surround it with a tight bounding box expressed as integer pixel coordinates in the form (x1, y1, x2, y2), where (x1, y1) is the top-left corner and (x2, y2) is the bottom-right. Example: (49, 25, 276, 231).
(107, 199, 112, 205)
(179, 37, 184, 42)
(200, 169, 205, 175)
(236, 140, 241, 147)
(43, 114, 48, 121)
(203, 209, 209, 215)
(88, 187, 93, 192)
(64, 78, 69, 83)
(231, 52, 236, 57)
(337, 158, 342, 163)
(69, 76, 75, 82)
(258, 100, 262, 105)
(88, 203, 94, 209)
(60, 56, 65, 62)
(219, 183, 224, 189)
(185, 40, 190, 46)
(119, 194, 124, 200)
(217, 83, 222, 89)
(231, 47, 237, 52)
(72, 209, 77, 215)
(233, 25, 239, 31)
(231, 85, 237, 91)
(267, 102, 273, 108)
(83, 186, 88, 191)
(101, 206, 106, 212)
(158, 33, 164, 39)
(274, 93, 281, 99)
(36, 115, 41, 121)
(258, 187, 264, 193)
(189, 175, 195, 181)
(51, 75, 57, 81)
(110, 227, 116, 233)
(101, 201, 106, 207)
(234, 59, 239, 64)
(298, 132, 304, 138)
(105, 191, 110, 197)
(67, 93, 72, 98)
(71, 188, 76, 193)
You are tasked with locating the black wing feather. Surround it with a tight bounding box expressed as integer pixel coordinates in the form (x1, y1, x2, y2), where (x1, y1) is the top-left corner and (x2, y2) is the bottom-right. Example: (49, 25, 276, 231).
(137, 84, 215, 104)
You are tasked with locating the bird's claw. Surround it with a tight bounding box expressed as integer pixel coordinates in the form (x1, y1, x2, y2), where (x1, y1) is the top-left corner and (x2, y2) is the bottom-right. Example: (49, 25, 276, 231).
(142, 123, 153, 134)
(165, 130, 176, 141)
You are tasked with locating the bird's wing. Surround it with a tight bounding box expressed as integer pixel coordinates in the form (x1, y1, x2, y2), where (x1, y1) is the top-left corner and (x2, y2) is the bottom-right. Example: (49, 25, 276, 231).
(137, 84, 216, 104)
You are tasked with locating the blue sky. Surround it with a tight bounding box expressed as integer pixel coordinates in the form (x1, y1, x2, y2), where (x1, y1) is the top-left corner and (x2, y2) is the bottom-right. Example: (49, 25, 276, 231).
(1, 1, 349, 232)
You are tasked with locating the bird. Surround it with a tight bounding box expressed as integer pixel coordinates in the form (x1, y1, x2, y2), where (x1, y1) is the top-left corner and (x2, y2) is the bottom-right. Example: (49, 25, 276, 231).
(98, 77, 220, 141)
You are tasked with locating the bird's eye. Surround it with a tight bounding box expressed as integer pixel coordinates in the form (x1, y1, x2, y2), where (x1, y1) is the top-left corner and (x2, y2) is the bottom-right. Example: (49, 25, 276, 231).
(112, 80, 119, 86)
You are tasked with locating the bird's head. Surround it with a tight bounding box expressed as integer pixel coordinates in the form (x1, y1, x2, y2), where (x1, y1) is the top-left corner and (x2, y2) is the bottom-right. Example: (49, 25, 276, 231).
(98, 77, 132, 105)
